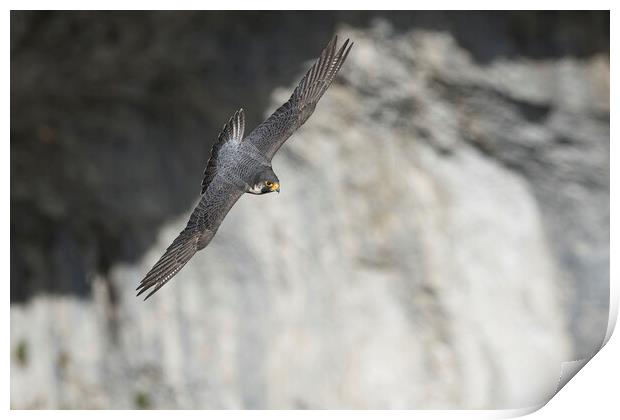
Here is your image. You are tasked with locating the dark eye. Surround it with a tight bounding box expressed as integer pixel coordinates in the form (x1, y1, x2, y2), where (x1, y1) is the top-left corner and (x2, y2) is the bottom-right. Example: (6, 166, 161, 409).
(265, 181, 273, 187)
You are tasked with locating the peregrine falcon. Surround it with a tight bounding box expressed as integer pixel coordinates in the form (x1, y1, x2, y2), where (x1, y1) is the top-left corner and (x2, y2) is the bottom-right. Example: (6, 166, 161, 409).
(137, 36, 353, 299)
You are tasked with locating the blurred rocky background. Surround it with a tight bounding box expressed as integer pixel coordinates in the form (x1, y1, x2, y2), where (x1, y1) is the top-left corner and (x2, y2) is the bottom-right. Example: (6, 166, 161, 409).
(10, 11, 609, 409)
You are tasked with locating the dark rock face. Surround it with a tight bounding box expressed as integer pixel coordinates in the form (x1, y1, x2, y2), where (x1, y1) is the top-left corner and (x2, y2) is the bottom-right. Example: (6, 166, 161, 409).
(11, 11, 609, 409)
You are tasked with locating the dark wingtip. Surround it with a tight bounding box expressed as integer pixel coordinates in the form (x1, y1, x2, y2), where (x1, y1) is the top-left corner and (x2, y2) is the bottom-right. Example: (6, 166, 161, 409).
(136, 284, 147, 297)
(137, 281, 163, 301)
(339, 38, 351, 56)
(343, 40, 354, 61)
(136, 283, 155, 300)
(136, 276, 154, 298)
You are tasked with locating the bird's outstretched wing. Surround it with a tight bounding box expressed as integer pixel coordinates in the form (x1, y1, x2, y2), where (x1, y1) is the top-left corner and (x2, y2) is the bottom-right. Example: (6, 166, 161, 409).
(137, 111, 246, 300)
(246, 36, 353, 160)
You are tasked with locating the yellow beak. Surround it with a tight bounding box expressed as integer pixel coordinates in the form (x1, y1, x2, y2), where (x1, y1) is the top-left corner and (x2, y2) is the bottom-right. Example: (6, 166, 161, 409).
(270, 182, 280, 193)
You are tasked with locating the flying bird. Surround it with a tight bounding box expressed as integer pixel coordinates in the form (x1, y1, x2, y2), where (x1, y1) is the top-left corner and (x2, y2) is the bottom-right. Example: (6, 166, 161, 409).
(137, 36, 353, 299)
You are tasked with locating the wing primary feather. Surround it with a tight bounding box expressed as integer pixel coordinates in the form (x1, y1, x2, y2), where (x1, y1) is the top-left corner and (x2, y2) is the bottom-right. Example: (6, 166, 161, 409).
(136, 230, 198, 299)
(317, 37, 338, 89)
(137, 237, 192, 285)
(334, 41, 353, 78)
(247, 36, 354, 159)
(295, 37, 351, 106)
(138, 252, 183, 285)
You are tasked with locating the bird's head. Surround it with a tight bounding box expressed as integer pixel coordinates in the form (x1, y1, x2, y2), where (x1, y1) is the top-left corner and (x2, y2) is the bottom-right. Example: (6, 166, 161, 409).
(248, 167, 280, 195)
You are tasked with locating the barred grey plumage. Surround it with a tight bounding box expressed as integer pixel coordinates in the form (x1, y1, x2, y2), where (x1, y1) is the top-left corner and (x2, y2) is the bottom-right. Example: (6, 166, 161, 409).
(137, 36, 353, 300)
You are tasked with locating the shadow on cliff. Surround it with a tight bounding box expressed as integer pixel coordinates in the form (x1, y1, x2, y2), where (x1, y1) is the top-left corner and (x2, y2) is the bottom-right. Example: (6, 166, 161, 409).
(10, 10, 609, 303)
